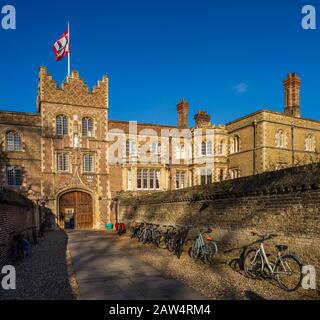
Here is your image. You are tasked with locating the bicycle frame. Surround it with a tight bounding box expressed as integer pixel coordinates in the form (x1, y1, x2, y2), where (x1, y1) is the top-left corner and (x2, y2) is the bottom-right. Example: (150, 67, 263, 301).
(252, 242, 291, 276)
(194, 234, 209, 256)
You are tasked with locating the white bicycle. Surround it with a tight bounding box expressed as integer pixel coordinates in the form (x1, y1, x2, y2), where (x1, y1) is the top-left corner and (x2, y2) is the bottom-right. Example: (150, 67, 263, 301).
(243, 232, 303, 292)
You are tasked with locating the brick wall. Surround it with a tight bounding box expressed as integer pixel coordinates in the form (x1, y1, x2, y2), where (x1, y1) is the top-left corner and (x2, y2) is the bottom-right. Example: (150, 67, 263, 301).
(0, 190, 36, 266)
(119, 164, 320, 288)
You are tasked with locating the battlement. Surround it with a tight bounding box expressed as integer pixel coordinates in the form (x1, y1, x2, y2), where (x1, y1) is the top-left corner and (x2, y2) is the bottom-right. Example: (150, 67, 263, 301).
(37, 66, 109, 112)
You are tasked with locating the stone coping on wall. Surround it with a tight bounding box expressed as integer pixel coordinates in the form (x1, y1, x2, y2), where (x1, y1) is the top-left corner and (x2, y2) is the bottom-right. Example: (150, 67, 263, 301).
(117, 164, 320, 205)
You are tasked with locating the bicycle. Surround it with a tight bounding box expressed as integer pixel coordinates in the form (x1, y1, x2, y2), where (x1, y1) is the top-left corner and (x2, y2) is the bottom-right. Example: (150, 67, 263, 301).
(164, 225, 177, 252)
(11, 231, 25, 261)
(130, 221, 142, 239)
(171, 225, 190, 259)
(190, 228, 218, 264)
(243, 232, 303, 292)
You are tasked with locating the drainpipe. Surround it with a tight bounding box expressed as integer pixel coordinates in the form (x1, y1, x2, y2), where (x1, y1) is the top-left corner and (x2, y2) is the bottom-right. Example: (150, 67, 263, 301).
(115, 198, 119, 224)
(291, 120, 295, 166)
(253, 120, 257, 175)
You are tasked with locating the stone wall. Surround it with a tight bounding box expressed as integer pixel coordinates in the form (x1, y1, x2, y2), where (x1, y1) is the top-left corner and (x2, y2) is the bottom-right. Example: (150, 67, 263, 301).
(119, 164, 320, 288)
(0, 189, 37, 266)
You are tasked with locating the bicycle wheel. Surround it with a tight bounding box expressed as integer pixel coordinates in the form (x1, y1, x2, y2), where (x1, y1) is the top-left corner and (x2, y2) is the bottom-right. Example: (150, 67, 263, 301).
(205, 242, 218, 264)
(275, 254, 302, 292)
(244, 249, 264, 279)
(154, 231, 161, 247)
(167, 237, 175, 252)
(175, 239, 184, 259)
(190, 242, 198, 260)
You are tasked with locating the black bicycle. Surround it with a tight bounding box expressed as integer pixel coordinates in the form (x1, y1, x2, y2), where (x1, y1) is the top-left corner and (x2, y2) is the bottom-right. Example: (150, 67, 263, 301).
(12, 231, 25, 261)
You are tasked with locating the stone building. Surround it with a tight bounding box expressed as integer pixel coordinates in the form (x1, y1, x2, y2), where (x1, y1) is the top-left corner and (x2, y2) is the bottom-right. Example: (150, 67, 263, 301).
(0, 68, 319, 229)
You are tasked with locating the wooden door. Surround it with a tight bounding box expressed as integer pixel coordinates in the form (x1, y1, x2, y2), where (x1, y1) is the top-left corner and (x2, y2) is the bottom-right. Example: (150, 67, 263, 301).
(59, 191, 93, 230)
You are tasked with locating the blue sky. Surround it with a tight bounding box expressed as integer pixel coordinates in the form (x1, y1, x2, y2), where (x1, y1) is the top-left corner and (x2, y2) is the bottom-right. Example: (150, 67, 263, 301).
(0, 0, 319, 126)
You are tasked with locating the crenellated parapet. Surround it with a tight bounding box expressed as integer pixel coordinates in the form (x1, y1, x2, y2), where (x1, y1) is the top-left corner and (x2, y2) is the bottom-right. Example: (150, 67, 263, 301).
(37, 66, 109, 112)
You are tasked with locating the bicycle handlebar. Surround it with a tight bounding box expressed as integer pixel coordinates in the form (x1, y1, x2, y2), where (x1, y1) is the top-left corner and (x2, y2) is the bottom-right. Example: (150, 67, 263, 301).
(251, 232, 278, 242)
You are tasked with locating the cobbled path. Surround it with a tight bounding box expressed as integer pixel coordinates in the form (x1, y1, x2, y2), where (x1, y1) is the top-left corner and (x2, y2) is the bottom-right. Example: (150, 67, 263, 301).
(0, 231, 77, 300)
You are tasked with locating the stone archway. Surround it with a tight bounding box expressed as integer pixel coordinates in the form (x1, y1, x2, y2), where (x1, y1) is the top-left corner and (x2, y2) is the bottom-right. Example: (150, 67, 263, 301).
(59, 191, 93, 230)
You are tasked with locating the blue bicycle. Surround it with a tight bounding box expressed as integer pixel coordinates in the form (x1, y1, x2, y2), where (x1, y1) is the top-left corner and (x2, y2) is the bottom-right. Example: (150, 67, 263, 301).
(190, 228, 218, 264)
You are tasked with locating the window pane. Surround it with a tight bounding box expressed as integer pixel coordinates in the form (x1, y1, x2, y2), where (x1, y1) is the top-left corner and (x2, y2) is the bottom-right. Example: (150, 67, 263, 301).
(150, 169, 154, 189)
(202, 142, 207, 156)
(6, 132, 14, 151)
(7, 167, 14, 186)
(7, 167, 22, 186)
(88, 119, 93, 137)
(143, 169, 148, 189)
(176, 172, 180, 189)
(83, 154, 94, 172)
(156, 170, 160, 189)
(137, 169, 142, 189)
(14, 133, 21, 151)
(63, 117, 68, 135)
(126, 140, 130, 156)
(15, 169, 22, 186)
(207, 141, 212, 155)
(56, 116, 62, 135)
(181, 172, 185, 188)
(82, 118, 87, 136)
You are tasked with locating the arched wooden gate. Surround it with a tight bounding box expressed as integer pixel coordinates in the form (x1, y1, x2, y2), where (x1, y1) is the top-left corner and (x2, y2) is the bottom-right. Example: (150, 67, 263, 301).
(59, 191, 93, 230)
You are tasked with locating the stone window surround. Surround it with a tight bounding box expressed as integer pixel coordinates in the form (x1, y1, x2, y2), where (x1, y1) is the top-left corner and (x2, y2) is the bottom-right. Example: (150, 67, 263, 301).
(82, 153, 95, 174)
(2, 129, 24, 152)
(230, 168, 241, 179)
(55, 114, 69, 136)
(305, 134, 316, 152)
(230, 135, 241, 154)
(5, 165, 23, 187)
(137, 168, 161, 191)
(81, 117, 95, 138)
(56, 152, 70, 173)
(176, 170, 186, 189)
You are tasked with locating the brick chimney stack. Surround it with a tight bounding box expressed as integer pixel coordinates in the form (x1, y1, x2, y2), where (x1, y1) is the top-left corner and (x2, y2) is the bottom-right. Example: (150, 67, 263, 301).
(284, 73, 301, 118)
(176, 98, 189, 129)
(194, 110, 211, 128)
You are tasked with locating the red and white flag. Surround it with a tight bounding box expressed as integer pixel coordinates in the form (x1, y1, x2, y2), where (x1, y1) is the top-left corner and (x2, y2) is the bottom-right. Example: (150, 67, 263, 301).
(52, 29, 70, 61)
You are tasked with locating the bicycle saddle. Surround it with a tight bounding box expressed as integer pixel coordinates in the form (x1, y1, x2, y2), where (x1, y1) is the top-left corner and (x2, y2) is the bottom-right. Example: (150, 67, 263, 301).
(275, 245, 288, 252)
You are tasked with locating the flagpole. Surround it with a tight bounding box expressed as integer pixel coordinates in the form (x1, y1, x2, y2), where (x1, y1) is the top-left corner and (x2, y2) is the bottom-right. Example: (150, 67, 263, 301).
(68, 21, 71, 77)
